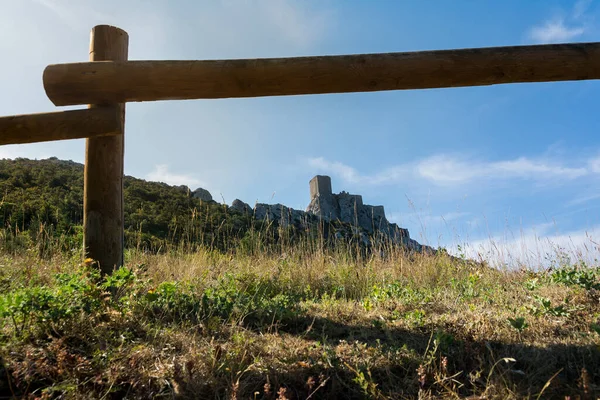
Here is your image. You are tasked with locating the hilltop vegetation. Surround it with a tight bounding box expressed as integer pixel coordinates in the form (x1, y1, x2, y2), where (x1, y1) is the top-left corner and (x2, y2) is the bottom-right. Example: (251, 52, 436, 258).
(0, 158, 403, 259)
(0, 157, 322, 256)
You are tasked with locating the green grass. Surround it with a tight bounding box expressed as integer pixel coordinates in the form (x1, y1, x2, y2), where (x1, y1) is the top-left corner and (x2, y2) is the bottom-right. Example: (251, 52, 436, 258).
(0, 243, 599, 399)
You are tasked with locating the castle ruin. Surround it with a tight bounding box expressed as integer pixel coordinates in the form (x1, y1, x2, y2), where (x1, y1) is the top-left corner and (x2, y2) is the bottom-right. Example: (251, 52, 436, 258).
(306, 175, 404, 238)
(229, 175, 430, 252)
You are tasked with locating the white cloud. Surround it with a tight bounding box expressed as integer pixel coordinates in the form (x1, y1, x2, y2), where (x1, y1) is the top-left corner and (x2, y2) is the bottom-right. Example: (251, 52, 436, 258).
(416, 155, 478, 185)
(419, 155, 587, 186)
(308, 157, 362, 184)
(588, 155, 600, 173)
(529, 19, 586, 43)
(492, 157, 587, 178)
(308, 153, 592, 188)
(527, 1, 592, 44)
(567, 193, 600, 207)
(456, 225, 600, 270)
(146, 164, 205, 188)
(0, 144, 53, 161)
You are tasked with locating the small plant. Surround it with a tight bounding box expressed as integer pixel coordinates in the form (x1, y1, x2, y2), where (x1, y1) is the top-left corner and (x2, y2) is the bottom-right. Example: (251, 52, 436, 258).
(508, 316, 528, 341)
(524, 278, 539, 291)
(404, 309, 426, 327)
(362, 297, 373, 312)
(0, 267, 103, 336)
(450, 272, 481, 300)
(528, 295, 574, 318)
(550, 264, 600, 291)
(591, 323, 600, 336)
(344, 362, 382, 398)
(433, 330, 455, 353)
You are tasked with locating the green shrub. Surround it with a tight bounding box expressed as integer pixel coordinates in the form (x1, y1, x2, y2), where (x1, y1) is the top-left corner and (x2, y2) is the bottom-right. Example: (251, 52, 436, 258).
(0, 267, 102, 336)
(550, 263, 600, 290)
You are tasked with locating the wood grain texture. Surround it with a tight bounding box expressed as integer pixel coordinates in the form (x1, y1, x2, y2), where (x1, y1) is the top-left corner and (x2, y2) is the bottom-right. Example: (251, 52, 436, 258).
(0, 108, 120, 145)
(44, 41, 600, 106)
(84, 25, 128, 275)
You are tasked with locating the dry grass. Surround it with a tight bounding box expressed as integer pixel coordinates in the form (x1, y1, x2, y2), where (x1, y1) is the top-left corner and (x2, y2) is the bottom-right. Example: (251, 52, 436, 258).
(0, 242, 599, 399)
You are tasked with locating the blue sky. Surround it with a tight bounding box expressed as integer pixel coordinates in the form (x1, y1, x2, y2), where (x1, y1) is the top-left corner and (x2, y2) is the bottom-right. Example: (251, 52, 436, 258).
(2, 0, 600, 266)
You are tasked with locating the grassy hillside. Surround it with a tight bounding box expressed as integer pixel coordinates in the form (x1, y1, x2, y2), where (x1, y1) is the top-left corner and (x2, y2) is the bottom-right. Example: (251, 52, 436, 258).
(0, 248, 599, 399)
(0, 157, 325, 256)
(0, 158, 599, 399)
(0, 158, 401, 259)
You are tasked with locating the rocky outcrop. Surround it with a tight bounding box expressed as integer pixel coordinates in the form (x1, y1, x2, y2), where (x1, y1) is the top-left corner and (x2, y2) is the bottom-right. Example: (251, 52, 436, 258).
(231, 199, 252, 214)
(192, 188, 213, 202)
(176, 185, 190, 194)
(253, 203, 311, 228)
(227, 175, 435, 254)
(306, 176, 412, 244)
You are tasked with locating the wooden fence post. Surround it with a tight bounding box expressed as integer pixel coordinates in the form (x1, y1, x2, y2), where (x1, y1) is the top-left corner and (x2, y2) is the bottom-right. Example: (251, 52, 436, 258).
(84, 25, 128, 274)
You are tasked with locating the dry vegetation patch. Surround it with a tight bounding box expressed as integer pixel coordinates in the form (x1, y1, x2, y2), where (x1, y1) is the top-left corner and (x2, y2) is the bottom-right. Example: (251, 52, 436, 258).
(0, 247, 598, 399)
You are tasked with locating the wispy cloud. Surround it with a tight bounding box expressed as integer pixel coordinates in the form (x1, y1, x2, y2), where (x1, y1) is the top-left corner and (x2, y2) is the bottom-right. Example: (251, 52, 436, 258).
(307, 157, 413, 186)
(529, 19, 585, 43)
(307, 157, 362, 184)
(567, 193, 600, 207)
(588, 155, 600, 173)
(146, 164, 205, 188)
(307, 152, 593, 188)
(417, 155, 587, 186)
(0, 144, 53, 161)
(527, 0, 591, 43)
(457, 224, 600, 269)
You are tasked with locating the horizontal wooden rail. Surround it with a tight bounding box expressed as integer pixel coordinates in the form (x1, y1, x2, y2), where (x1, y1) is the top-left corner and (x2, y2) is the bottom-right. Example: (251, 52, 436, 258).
(0, 107, 121, 145)
(43, 42, 600, 106)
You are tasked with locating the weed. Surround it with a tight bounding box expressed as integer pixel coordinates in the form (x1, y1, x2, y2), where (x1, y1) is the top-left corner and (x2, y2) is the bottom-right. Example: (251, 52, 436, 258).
(550, 263, 600, 290)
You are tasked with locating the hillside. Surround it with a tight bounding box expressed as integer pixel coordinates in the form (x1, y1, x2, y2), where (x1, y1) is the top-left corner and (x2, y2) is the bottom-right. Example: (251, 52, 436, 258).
(0, 158, 424, 256)
(0, 158, 599, 399)
(1, 242, 599, 398)
(0, 157, 246, 252)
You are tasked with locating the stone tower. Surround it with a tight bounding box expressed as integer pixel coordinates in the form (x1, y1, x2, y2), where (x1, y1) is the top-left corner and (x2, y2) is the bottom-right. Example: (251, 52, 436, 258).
(309, 175, 332, 199)
(307, 175, 337, 220)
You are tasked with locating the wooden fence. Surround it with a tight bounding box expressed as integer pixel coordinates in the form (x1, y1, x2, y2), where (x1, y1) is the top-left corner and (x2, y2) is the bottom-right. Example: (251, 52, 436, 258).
(0, 24, 599, 274)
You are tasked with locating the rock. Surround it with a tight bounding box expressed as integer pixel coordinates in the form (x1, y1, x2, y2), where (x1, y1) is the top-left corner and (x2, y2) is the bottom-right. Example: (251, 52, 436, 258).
(227, 175, 436, 254)
(231, 199, 252, 213)
(253, 203, 310, 228)
(252, 203, 269, 220)
(359, 232, 371, 247)
(192, 188, 212, 202)
(305, 175, 435, 253)
(306, 176, 392, 235)
(337, 192, 363, 224)
(176, 185, 190, 194)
